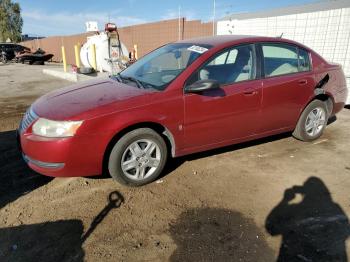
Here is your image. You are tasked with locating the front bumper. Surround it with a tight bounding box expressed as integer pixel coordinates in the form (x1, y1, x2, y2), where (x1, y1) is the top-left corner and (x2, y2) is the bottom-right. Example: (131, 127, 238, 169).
(19, 131, 110, 177)
(22, 153, 65, 169)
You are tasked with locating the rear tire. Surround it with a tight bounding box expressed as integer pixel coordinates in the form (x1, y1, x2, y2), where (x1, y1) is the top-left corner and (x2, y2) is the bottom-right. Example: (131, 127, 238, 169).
(293, 100, 329, 142)
(108, 128, 168, 186)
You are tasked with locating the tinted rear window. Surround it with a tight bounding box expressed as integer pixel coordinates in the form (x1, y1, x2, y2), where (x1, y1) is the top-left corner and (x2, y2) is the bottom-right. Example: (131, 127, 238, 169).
(262, 43, 311, 77)
(262, 44, 299, 77)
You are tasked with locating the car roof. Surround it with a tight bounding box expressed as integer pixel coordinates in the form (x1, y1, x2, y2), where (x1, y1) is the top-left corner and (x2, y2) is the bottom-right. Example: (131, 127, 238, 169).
(177, 35, 310, 50)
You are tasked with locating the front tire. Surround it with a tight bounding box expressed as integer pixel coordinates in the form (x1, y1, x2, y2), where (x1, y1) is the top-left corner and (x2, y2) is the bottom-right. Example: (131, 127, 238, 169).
(293, 100, 329, 142)
(108, 128, 168, 186)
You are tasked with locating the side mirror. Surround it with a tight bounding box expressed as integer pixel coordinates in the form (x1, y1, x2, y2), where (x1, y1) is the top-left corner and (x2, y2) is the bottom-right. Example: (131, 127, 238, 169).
(185, 79, 220, 93)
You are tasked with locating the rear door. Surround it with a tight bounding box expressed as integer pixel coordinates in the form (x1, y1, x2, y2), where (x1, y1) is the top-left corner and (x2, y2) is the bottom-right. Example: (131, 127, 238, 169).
(183, 44, 262, 150)
(258, 43, 315, 133)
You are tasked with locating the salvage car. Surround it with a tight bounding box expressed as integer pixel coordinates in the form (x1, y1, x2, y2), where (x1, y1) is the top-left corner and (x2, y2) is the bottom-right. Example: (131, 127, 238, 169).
(18, 35, 348, 186)
(15, 48, 54, 65)
(0, 43, 30, 62)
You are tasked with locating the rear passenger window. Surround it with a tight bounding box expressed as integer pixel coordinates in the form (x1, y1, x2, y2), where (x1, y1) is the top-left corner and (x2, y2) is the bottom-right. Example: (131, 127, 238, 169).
(262, 44, 299, 77)
(298, 48, 310, 72)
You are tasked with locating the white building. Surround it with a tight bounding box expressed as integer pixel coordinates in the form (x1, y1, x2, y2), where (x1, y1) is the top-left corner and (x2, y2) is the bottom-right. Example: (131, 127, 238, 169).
(217, 0, 350, 104)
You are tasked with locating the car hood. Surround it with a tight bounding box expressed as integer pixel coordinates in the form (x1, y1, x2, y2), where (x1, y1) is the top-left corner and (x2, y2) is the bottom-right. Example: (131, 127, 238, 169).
(32, 78, 153, 120)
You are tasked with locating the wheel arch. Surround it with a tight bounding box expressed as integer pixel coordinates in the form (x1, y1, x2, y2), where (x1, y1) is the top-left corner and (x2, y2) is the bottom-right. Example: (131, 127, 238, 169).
(313, 93, 334, 116)
(312, 73, 334, 115)
(295, 91, 334, 131)
(102, 122, 175, 175)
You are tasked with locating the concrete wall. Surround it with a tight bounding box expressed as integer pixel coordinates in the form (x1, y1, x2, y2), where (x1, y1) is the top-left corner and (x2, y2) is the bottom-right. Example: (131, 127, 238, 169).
(20, 18, 213, 65)
(217, 7, 350, 92)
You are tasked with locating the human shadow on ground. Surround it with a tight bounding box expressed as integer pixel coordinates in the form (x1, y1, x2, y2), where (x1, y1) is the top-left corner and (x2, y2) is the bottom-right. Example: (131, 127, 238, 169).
(0, 130, 53, 209)
(266, 177, 350, 261)
(0, 219, 85, 262)
(0, 191, 124, 262)
(169, 207, 275, 262)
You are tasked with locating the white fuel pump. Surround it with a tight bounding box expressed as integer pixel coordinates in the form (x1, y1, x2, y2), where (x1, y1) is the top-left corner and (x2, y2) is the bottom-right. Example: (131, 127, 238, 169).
(80, 23, 129, 73)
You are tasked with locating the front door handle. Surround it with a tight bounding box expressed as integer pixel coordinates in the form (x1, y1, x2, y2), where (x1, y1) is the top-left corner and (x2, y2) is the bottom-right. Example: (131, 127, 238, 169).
(298, 79, 308, 86)
(243, 90, 258, 96)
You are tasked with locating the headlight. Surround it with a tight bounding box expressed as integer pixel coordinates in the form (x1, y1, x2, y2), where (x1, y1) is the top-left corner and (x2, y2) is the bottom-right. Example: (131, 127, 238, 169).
(32, 118, 83, 138)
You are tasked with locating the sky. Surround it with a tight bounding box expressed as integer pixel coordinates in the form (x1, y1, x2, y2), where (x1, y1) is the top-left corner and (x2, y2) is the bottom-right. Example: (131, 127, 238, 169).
(17, 0, 322, 36)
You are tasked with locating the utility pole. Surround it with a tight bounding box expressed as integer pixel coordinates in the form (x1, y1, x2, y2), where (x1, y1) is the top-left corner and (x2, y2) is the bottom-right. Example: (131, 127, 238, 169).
(213, 0, 216, 36)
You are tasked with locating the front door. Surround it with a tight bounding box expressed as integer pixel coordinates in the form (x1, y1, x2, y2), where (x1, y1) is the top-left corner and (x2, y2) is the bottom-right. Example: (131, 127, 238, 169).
(183, 44, 262, 151)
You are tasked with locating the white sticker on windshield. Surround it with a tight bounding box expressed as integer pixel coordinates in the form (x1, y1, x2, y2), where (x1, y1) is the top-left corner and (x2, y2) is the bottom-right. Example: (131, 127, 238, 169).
(187, 45, 208, 54)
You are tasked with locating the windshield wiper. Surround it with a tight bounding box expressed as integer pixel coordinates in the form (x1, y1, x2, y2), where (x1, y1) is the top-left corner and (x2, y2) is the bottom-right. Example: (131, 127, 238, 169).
(109, 74, 123, 83)
(110, 74, 123, 83)
(119, 74, 144, 89)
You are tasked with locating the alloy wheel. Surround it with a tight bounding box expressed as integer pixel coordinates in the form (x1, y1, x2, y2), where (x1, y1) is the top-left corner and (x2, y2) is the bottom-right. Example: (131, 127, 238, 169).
(120, 139, 161, 181)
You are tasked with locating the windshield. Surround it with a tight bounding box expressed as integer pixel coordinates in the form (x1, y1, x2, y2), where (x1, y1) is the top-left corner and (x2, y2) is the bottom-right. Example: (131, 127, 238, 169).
(119, 43, 212, 91)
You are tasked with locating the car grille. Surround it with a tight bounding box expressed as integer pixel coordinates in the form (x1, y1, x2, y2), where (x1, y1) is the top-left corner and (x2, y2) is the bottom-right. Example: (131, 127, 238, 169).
(19, 107, 38, 133)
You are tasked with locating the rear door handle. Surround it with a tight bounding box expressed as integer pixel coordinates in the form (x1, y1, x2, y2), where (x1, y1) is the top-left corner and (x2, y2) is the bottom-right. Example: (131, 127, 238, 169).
(298, 79, 308, 86)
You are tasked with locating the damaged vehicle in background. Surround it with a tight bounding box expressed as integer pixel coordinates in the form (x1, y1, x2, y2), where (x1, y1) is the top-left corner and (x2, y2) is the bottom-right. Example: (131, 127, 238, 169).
(0, 43, 30, 63)
(15, 48, 54, 65)
(18, 35, 348, 186)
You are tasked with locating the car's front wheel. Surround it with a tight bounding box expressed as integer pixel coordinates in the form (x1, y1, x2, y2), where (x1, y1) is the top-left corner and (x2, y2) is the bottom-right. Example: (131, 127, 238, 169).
(293, 99, 329, 142)
(108, 128, 168, 186)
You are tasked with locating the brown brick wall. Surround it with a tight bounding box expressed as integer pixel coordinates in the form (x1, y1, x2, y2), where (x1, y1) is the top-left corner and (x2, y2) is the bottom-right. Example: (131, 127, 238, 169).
(20, 33, 94, 65)
(20, 18, 214, 65)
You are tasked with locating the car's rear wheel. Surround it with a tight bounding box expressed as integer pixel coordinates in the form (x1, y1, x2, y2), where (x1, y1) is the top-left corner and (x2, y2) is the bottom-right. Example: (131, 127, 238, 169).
(293, 99, 329, 142)
(108, 128, 168, 186)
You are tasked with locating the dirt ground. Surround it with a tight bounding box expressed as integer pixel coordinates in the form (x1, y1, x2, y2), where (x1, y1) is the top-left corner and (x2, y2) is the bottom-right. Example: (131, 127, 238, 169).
(1, 63, 350, 262)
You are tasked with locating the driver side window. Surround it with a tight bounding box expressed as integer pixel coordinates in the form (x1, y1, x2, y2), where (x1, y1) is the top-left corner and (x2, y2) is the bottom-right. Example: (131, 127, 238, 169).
(187, 44, 256, 86)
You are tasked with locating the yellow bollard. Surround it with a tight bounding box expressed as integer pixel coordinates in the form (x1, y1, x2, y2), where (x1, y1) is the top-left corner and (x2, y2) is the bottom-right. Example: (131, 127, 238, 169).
(61, 46, 67, 72)
(74, 44, 80, 68)
(91, 44, 97, 70)
(133, 44, 138, 60)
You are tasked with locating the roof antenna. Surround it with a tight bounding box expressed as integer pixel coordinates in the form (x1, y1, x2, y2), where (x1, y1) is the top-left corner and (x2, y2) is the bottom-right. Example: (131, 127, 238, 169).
(279, 33, 284, 38)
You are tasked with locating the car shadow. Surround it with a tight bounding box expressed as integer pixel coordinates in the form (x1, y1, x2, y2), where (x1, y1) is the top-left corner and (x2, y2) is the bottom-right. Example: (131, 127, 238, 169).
(265, 177, 350, 261)
(328, 115, 337, 125)
(0, 190, 124, 262)
(162, 131, 292, 178)
(98, 131, 292, 180)
(0, 130, 53, 209)
(169, 207, 275, 262)
(162, 115, 338, 179)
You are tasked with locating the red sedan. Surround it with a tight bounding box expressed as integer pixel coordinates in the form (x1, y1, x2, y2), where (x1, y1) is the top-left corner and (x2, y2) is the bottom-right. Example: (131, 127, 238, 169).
(18, 35, 348, 186)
